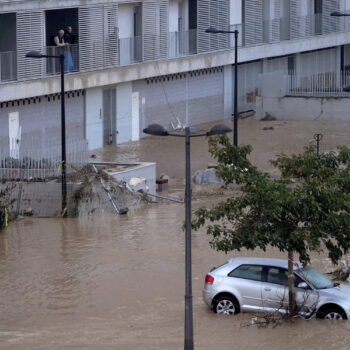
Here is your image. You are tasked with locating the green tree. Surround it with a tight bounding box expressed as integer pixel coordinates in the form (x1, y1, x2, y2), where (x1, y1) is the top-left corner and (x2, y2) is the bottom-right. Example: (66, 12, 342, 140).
(193, 136, 350, 315)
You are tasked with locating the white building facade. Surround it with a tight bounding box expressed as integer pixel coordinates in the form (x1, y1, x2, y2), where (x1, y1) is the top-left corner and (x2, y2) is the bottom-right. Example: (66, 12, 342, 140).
(1, 0, 350, 153)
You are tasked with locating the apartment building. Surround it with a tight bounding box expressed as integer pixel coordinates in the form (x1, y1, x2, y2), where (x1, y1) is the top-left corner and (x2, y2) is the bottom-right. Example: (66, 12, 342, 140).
(0, 0, 350, 157)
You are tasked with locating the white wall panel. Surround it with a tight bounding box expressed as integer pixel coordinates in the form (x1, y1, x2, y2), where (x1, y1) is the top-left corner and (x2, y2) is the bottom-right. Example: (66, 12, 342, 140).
(85, 87, 103, 150)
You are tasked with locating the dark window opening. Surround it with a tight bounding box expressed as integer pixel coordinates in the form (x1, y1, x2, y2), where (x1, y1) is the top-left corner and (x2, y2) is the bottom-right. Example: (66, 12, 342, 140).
(0, 13, 17, 81)
(45, 8, 79, 74)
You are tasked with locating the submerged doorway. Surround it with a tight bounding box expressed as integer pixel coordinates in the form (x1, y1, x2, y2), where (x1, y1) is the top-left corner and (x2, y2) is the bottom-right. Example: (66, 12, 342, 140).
(103, 88, 117, 146)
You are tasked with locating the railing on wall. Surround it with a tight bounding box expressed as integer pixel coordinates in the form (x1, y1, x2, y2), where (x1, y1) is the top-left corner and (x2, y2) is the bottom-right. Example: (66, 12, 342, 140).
(287, 70, 350, 97)
(0, 13, 344, 84)
(0, 134, 88, 180)
(0, 51, 17, 82)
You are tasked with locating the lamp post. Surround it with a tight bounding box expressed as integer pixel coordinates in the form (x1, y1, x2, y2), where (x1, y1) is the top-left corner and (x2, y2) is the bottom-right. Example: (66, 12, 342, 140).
(143, 123, 232, 350)
(205, 27, 239, 146)
(26, 51, 67, 217)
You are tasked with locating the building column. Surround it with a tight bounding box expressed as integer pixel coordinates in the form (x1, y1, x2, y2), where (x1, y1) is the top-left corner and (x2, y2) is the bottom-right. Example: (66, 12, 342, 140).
(224, 65, 233, 120)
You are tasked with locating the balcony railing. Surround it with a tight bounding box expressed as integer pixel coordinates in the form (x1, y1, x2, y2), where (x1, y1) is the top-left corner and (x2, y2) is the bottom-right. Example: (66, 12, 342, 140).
(287, 70, 350, 97)
(0, 12, 345, 84)
(119, 36, 142, 66)
(45, 44, 79, 74)
(0, 51, 17, 82)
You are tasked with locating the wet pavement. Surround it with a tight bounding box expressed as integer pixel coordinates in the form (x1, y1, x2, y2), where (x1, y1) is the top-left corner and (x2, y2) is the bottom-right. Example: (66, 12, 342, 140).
(1, 120, 350, 349)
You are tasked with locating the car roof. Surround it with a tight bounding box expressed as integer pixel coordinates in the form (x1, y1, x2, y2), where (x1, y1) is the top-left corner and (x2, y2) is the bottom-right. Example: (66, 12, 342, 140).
(227, 257, 302, 270)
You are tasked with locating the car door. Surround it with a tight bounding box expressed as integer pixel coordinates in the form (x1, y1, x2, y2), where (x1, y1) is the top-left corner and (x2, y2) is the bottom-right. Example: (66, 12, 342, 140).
(261, 266, 289, 313)
(294, 274, 319, 317)
(227, 264, 264, 312)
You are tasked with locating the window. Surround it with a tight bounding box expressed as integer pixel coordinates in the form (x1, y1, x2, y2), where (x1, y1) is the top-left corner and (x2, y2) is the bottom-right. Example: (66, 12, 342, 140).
(229, 264, 263, 282)
(267, 267, 288, 286)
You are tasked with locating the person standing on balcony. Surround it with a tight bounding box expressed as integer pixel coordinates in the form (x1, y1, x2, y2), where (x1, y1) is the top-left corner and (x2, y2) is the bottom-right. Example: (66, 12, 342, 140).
(54, 29, 73, 73)
(63, 26, 75, 72)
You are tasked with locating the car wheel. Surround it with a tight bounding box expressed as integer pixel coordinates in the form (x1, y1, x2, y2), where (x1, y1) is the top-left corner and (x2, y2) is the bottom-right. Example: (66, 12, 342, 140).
(214, 296, 239, 315)
(322, 308, 346, 320)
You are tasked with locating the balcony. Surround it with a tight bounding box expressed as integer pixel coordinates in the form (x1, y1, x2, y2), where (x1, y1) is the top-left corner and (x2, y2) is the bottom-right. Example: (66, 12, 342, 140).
(0, 12, 345, 85)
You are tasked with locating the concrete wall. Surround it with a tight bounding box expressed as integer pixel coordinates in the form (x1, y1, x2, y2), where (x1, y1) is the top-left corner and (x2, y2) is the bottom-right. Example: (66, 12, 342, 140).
(0, 92, 84, 140)
(1, 182, 80, 217)
(118, 3, 134, 38)
(256, 95, 350, 121)
(110, 162, 156, 195)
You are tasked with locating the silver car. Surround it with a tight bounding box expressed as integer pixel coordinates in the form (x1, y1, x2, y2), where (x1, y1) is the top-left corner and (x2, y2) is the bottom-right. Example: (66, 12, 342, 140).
(203, 257, 350, 320)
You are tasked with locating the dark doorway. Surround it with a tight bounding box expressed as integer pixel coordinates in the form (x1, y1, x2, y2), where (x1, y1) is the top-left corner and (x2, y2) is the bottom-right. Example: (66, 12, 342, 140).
(103, 88, 117, 146)
(314, 0, 323, 35)
(0, 13, 17, 81)
(45, 8, 79, 73)
(45, 8, 78, 46)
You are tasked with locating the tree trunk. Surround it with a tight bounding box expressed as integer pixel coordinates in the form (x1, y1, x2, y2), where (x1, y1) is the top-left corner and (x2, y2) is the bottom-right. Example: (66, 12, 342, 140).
(288, 250, 296, 316)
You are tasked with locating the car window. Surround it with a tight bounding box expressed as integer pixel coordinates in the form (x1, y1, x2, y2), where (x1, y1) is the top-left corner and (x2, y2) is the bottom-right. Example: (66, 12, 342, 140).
(267, 267, 288, 286)
(228, 264, 263, 281)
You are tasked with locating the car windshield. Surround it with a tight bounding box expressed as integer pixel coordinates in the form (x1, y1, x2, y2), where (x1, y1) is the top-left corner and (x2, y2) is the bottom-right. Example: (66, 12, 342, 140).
(301, 266, 334, 289)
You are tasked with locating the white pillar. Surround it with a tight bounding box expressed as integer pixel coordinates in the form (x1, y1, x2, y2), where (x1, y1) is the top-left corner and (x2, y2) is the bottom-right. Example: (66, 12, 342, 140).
(224, 65, 233, 120)
(85, 87, 103, 150)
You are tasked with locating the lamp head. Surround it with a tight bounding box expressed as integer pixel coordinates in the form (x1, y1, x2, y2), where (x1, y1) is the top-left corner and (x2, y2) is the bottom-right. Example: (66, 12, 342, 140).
(331, 11, 345, 16)
(207, 124, 232, 136)
(25, 51, 44, 58)
(143, 124, 169, 136)
(205, 27, 220, 34)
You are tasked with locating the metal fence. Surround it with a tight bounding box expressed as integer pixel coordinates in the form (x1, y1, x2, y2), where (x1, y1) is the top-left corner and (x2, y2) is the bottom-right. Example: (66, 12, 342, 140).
(287, 70, 350, 97)
(0, 134, 88, 180)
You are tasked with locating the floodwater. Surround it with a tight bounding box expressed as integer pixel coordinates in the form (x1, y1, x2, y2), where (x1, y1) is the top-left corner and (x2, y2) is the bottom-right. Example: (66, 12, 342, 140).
(2, 120, 350, 349)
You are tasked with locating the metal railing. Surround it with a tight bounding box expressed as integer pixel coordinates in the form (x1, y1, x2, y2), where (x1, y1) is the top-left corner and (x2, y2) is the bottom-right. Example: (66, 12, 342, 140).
(287, 70, 350, 97)
(0, 51, 17, 82)
(119, 36, 142, 66)
(0, 133, 88, 180)
(45, 44, 79, 74)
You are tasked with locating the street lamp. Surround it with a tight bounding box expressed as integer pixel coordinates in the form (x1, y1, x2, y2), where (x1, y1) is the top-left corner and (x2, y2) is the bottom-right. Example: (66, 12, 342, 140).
(26, 50, 67, 217)
(143, 123, 232, 350)
(205, 27, 239, 146)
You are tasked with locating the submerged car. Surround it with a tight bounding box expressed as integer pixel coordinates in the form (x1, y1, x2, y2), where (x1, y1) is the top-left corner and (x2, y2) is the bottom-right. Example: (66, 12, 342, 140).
(203, 257, 350, 320)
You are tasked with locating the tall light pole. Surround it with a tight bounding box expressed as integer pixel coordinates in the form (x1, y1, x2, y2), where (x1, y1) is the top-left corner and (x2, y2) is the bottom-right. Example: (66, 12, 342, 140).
(26, 51, 67, 217)
(143, 123, 232, 350)
(205, 27, 239, 146)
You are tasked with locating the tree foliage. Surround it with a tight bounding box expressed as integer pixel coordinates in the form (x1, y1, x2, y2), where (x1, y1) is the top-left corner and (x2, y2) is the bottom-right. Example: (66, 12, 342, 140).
(193, 136, 350, 265)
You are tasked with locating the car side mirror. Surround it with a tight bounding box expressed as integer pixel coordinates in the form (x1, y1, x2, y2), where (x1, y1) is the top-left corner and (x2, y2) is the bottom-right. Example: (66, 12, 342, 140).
(297, 282, 308, 289)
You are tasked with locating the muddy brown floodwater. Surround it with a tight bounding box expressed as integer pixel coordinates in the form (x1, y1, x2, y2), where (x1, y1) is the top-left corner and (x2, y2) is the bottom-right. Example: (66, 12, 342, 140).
(2, 120, 350, 349)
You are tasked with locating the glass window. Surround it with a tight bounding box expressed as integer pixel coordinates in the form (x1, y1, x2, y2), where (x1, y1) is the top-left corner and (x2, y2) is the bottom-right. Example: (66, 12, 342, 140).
(229, 264, 263, 282)
(300, 266, 333, 289)
(267, 267, 288, 286)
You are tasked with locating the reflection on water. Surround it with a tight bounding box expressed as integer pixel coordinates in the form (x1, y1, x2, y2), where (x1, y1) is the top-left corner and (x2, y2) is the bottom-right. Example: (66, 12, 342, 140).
(1, 203, 350, 349)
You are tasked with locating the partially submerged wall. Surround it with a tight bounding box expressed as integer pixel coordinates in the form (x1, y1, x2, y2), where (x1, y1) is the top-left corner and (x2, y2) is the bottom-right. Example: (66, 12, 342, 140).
(256, 95, 350, 121)
(256, 72, 350, 121)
